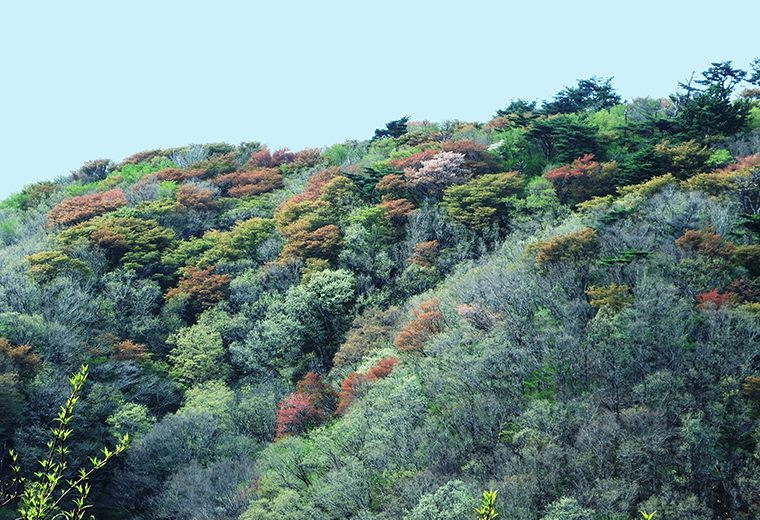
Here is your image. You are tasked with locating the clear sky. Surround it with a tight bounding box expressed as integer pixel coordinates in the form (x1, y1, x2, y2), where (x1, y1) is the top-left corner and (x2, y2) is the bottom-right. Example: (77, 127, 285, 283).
(1, 0, 758, 201)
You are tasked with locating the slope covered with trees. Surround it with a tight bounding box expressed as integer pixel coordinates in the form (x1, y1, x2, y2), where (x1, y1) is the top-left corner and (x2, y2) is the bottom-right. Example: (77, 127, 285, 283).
(1, 60, 760, 520)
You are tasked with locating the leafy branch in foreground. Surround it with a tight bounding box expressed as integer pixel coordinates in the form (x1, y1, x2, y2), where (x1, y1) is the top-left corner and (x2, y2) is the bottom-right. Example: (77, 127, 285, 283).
(1, 365, 128, 520)
(475, 490, 499, 520)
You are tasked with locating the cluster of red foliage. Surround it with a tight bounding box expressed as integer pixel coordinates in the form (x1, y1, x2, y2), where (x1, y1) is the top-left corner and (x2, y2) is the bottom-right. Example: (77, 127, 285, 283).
(47, 189, 127, 227)
(175, 184, 217, 211)
(695, 289, 738, 309)
(156, 167, 206, 182)
(279, 223, 341, 263)
(389, 149, 439, 171)
(275, 372, 338, 440)
(248, 148, 296, 169)
(211, 168, 283, 198)
(380, 198, 414, 225)
(543, 154, 616, 205)
(394, 298, 443, 353)
(249, 147, 322, 171)
(335, 357, 399, 416)
(714, 153, 760, 174)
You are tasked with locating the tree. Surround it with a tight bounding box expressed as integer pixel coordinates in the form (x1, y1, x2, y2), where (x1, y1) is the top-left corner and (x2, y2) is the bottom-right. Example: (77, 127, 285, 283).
(372, 116, 410, 140)
(408, 240, 439, 268)
(404, 151, 469, 199)
(71, 159, 112, 183)
(675, 227, 736, 260)
(394, 298, 443, 353)
(585, 283, 633, 312)
(274, 372, 336, 439)
(46, 190, 127, 227)
(749, 57, 760, 86)
(194, 217, 277, 268)
(442, 171, 525, 231)
(164, 266, 232, 321)
(496, 98, 538, 118)
(542, 76, 621, 114)
(529, 228, 600, 266)
(58, 216, 177, 276)
(695, 289, 737, 310)
(335, 357, 398, 416)
(24, 251, 92, 284)
(695, 61, 747, 92)
(332, 307, 401, 373)
(440, 140, 502, 175)
(539, 496, 596, 520)
(167, 322, 230, 388)
(174, 183, 217, 211)
(543, 154, 616, 205)
(676, 64, 751, 138)
(285, 269, 356, 369)
(211, 168, 284, 198)
(406, 480, 477, 520)
(525, 115, 599, 163)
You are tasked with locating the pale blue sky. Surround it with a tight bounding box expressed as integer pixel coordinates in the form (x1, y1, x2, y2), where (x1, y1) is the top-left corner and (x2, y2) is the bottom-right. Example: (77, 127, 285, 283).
(1, 0, 758, 201)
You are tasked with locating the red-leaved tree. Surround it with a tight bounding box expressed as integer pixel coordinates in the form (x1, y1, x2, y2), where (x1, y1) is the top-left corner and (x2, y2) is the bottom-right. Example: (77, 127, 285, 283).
(211, 168, 284, 198)
(543, 154, 616, 205)
(275, 372, 337, 439)
(47, 189, 127, 227)
(695, 289, 737, 310)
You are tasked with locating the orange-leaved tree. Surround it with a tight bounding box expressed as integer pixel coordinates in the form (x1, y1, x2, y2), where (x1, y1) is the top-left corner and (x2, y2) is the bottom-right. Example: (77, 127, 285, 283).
(164, 266, 231, 320)
(529, 228, 600, 267)
(394, 298, 443, 353)
(675, 227, 736, 260)
(46, 189, 127, 227)
(335, 357, 399, 416)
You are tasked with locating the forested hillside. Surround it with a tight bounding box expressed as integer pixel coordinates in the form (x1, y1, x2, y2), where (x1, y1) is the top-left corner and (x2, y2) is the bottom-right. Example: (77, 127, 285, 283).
(2, 60, 760, 520)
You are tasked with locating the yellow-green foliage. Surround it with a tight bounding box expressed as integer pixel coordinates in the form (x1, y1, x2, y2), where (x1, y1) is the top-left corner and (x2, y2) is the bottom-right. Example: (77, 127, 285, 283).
(617, 173, 678, 197)
(681, 171, 747, 196)
(25, 250, 93, 283)
(527, 228, 600, 266)
(585, 283, 633, 312)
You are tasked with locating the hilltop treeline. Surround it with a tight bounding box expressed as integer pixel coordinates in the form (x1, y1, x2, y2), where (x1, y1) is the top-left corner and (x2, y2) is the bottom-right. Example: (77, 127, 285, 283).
(1, 60, 760, 520)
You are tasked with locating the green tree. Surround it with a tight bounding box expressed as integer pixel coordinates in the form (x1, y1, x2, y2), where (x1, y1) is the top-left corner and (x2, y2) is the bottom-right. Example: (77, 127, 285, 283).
(442, 171, 525, 232)
(167, 322, 230, 389)
(542, 76, 621, 114)
(373, 116, 410, 140)
(540, 497, 596, 520)
(526, 115, 599, 163)
(405, 480, 477, 520)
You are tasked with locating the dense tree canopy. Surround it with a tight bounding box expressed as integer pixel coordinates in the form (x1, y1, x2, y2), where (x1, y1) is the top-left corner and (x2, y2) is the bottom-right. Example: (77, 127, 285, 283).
(2, 58, 760, 520)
